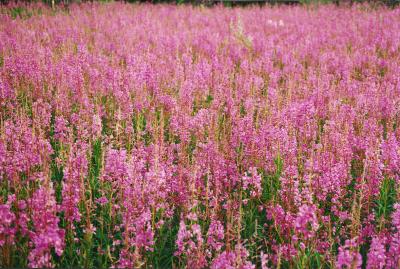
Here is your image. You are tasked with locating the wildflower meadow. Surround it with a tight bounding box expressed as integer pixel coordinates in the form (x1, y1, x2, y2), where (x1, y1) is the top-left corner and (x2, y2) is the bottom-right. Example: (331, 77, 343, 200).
(0, 2, 400, 268)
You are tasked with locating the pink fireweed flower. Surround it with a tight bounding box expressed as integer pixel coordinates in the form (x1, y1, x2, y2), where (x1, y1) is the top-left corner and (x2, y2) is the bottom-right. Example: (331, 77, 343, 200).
(206, 219, 225, 252)
(54, 116, 70, 143)
(0, 196, 16, 247)
(28, 184, 65, 268)
(387, 204, 400, 268)
(0, 77, 15, 108)
(211, 243, 255, 269)
(83, 224, 97, 235)
(260, 251, 270, 269)
(242, 167, 262, 198)
(175, 215, 206, 268)
(294, 204, 319, 239)
(61, 142, 88, 228)
(367, 236, 386, 269)
(92, 114, 103, 139)
(96, 196, 108, 205)
(336, 238, 362, 269)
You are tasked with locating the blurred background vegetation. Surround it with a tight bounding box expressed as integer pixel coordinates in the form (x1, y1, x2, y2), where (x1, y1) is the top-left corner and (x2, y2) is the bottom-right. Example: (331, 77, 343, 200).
(0, 0, 399, 7)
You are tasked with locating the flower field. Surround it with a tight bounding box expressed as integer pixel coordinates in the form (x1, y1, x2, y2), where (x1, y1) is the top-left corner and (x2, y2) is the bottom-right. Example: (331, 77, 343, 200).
(0, 3, 400, 268)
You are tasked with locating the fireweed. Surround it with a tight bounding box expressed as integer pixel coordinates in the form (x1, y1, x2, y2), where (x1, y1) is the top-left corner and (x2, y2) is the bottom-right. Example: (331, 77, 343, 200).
(0, 2, 400, 268)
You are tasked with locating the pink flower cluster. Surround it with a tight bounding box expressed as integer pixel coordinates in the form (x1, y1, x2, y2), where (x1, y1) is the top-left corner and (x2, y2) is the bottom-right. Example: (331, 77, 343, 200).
(28, 185, 65, 268)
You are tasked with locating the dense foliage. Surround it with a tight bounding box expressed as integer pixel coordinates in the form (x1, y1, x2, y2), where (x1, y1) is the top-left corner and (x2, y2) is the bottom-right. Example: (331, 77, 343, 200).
(0, 3, 400, 268)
